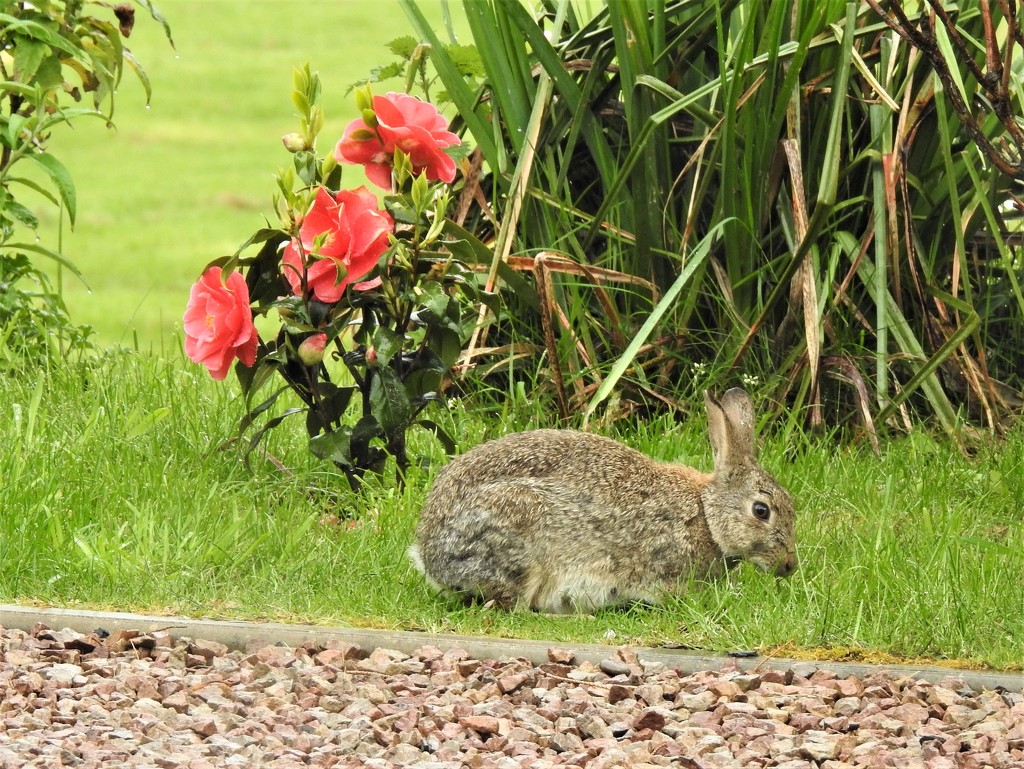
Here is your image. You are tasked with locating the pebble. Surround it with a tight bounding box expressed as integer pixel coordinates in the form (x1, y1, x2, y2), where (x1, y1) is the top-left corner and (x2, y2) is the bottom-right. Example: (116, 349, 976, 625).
(599, 658, 632, 677)
(0, 623, 1017, 768)
(790, 662, 820, 680)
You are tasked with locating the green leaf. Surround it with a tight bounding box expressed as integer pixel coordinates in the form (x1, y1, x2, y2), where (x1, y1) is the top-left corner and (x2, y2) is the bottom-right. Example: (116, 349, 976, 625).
(350, 415, 384, 457)
(292, 88, 310, 115)
(369, 366, 412, 441)
(240, 232, 289, 307)
(0, 80, 37, 100)
(234, 355, 278, 399)
(238, 385, 291, 433)
(309, 426, 354, 468)
(387, 35, 418, 59)
(445, 43, 484, 78)
(410, 171, 428, 211)
(245, 407, 305, 460)
(369, 61, 406, 83)
(418, 280, 449, 319)
(372, 326, 404, 367)
(4, 242, 85, 283)
(428, 327, 462, 369)
(121, 48, 153, 106)
(404, 330, 457, 401)
(293, 63, 311, 95)
(13, 36, 47, 82)
(36, 106, 106, 132)
(33, 53, 62, 90)
(27, 153, 76, 225)
(305, 384, 355, 436)
(3, 202, 38, 229)
(6, 174, 58, 207)
(293, 150, 317, 187)
(0, 15, 84, 60)
(386, 200, 419, 225)
(133, 0, 175, 47)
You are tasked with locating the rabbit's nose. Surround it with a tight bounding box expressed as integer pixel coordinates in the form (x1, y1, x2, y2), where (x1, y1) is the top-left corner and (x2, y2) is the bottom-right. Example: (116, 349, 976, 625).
(774, 552, 798, 577)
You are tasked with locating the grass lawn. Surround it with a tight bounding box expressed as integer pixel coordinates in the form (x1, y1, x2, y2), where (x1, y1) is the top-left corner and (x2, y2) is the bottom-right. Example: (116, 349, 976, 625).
(2, 353, 1022, 670)
(38, 0, 465, 349)
(11, 1, 1023, 671)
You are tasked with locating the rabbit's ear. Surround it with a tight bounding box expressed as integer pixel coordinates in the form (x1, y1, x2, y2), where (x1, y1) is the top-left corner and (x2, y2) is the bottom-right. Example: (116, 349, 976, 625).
(704, 388, 757, 470)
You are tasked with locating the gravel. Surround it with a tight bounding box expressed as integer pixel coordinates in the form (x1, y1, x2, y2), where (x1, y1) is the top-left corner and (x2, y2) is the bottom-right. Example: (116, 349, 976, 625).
(1, 623, 1022, 768)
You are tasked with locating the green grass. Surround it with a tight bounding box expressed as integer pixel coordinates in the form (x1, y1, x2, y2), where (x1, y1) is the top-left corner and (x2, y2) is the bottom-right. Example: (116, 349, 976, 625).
(38, 0, 466, 348)
(2, 353, 1022, 670)
(13, 0, 1022, 671)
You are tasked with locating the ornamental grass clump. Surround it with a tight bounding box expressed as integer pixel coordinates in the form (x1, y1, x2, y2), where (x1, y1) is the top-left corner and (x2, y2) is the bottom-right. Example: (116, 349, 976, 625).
(184, 66, 486, 489)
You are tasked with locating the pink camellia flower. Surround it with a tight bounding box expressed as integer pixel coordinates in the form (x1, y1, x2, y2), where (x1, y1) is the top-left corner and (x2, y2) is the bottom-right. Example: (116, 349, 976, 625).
(282, 186, 394, 303)
(183, 267, 259, 380)
(335, 92, 461, 190)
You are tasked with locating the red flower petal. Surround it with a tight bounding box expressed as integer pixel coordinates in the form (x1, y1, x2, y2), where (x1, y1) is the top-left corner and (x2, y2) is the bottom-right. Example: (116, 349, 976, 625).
(282, 239, 305, 296)
(306, 257, 345, 304)
(335, 118, 388, 165)
(182, 266, 259, 379)
(352, 276, 383, 291)
(365, 161, 395, 191)
(337, 93, 461, 189)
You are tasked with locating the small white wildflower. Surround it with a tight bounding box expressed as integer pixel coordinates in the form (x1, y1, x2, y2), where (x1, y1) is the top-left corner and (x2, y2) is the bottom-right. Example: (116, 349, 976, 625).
(741, 373, 759, 387)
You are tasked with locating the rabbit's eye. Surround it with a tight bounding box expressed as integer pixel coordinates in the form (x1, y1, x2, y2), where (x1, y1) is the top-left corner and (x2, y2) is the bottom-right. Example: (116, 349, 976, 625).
(752, 501, 771, 521)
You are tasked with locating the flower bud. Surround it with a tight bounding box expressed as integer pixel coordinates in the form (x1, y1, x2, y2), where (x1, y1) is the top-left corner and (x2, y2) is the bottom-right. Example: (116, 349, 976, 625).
(354, 85, 374, 113)
(281, 132, 308, 153)
(297, 333, 328, 366)
(365, 347, 378, 368)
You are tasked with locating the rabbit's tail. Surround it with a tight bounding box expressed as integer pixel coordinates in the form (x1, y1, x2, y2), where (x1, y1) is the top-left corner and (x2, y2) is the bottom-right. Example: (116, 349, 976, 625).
(408, 521, 530, 609)
(406, 544, 437, 589)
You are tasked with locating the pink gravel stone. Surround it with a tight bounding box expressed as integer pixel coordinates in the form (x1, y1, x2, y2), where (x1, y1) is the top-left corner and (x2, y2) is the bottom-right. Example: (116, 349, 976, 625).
(460, 715, 500, 735)
(0, 623, 1014, 769)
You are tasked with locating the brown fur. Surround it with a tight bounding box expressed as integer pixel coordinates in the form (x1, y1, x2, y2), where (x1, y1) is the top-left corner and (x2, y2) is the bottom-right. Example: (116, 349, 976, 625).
(409, 389, 797, 613)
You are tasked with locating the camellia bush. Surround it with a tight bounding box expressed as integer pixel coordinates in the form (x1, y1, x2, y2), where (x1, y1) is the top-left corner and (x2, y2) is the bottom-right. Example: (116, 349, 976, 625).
(184, 67, 489, 488)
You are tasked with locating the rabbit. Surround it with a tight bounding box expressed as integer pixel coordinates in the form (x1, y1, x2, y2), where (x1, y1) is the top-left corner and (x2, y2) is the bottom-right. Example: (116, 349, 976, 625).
(408, 388, 797, 613)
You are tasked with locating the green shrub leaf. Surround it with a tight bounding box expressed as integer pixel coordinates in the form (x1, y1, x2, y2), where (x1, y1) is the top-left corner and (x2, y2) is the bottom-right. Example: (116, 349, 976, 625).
(27, 152, 76, 225)
(369, 366, 412, 441)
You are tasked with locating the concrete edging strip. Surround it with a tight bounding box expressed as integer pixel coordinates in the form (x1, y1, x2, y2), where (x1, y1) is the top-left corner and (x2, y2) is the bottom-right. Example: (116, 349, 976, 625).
(1, 604, 1020, 693)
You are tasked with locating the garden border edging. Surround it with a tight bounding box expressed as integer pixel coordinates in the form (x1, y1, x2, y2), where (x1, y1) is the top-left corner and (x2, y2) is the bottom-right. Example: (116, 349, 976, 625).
(2, 604, 1020, 693)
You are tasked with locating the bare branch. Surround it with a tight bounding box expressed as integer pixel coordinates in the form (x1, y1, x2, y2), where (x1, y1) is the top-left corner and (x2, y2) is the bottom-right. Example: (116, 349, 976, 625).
(926, 0, 991, 86)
